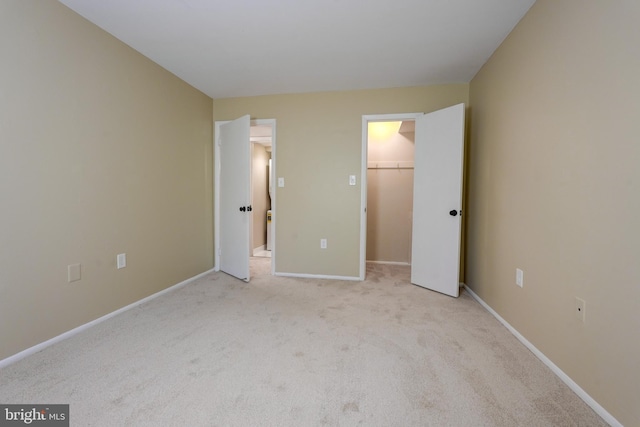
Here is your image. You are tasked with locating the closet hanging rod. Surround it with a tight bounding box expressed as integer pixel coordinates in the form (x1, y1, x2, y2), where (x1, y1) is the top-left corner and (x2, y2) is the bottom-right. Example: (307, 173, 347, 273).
(367, 161, 414, 170)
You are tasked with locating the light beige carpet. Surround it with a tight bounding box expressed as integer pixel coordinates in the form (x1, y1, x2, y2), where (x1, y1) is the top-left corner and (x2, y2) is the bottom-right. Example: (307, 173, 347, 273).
(0, 259, 606, 426)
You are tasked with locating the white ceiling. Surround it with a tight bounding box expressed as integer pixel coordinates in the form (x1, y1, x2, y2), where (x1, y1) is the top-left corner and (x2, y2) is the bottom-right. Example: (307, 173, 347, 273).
(58, 0, 536, 99)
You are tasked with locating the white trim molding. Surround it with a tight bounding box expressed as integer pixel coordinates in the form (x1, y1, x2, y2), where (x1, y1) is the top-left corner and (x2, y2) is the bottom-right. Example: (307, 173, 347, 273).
(464, 284, 622, 427)
(0, 268, 215, 369)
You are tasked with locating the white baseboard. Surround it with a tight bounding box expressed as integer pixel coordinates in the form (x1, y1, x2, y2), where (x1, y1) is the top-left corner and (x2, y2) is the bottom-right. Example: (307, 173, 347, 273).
(0, 268, 216, 370)
(463, 284, 622, 427)
(366, 260, 411, 266)
(275, 271, 360, 281)
(253, 244, 266, 253)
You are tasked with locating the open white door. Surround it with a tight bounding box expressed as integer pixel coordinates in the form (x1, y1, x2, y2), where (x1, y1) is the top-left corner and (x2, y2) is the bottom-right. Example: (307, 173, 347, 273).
(411, 104, 465, 297)
(219, 115, 251, 281)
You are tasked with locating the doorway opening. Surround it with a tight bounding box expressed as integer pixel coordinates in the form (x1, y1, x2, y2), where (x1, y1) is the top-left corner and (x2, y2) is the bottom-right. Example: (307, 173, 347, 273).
(360, 105, 466, 297)
(250, 124, 273, 259)
(366, 120, 415, 265)
(214, 117, 277, 280)
(360, 113, 422, 280)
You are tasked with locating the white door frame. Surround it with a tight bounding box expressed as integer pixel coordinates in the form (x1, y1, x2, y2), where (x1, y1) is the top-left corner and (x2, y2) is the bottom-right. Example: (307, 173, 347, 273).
(214, 118, 277, 276)
(360, 113, 423, 280)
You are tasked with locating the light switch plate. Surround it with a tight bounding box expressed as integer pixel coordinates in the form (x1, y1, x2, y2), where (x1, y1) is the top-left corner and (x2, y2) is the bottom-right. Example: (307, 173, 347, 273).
(349, 175, 356, 186)
(278, 177, 285, 187)
(117, 253, 126, 269)
(516, 268, 523, 287)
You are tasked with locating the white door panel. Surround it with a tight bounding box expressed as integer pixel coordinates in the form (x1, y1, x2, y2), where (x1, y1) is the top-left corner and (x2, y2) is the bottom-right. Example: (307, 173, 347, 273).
(411, 104, 465, 297)
(219, 115, 251, 281)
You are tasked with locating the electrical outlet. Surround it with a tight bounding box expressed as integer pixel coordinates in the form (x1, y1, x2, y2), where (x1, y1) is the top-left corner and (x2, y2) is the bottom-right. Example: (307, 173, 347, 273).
(516, 268, 524, 288)
(320, 238, 327, 249)
(68, 264, 81, 283)
(575, 297, 586, 322)
(117, 253, 126, 269)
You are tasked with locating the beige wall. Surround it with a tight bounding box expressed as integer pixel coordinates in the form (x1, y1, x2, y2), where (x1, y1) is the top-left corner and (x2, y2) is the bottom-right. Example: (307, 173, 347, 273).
(213, 85, 468, 277)
(467, 0, 640, 425)
(367, 128, 415, 263)
(0, 1, 213, 360)
(251, 144, 270, 250)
